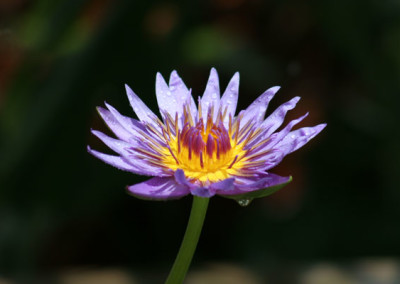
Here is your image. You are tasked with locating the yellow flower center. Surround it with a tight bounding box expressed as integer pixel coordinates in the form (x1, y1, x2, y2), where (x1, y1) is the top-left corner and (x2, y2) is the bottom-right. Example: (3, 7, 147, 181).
(156, 104, 259, 185)
(163, 121, 245, 184)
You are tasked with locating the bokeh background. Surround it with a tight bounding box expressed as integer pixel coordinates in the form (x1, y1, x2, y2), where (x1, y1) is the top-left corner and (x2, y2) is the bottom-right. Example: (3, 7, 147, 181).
(1, 0, 400, 283)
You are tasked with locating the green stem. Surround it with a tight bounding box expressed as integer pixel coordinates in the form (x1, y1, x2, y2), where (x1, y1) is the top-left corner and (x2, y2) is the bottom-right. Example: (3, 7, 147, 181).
(165, 196, 210, 284)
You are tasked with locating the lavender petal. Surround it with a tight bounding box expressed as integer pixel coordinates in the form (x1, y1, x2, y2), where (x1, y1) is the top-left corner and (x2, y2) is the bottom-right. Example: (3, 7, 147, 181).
(210, 178, 235, 194)
(125, 84, 159, 127)
(156, 72, 181, 121)
(221, 174, 292, 200)
(191, 186, 216, 198)
(274, 123, 327, 155)
(260, 96, 300, 137)
(201, 68, 220, 119)
(174, 169, 191, 186)
(220, 72, 240, 127)
(91, 129, 134, 156)
(169, 71, 197, 126)
(127, 177, 190, 200)
(236, 173, 291, 192)
(105, 102, 145, 138)
(255, 113, 309, 152)
(241, 86, 280, 126)
(88, 146, 142, 174)
(96, 107, 133, 142)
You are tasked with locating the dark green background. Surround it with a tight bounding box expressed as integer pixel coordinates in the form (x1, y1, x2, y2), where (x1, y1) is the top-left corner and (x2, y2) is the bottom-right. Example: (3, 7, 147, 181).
(1, 0, 399, 283)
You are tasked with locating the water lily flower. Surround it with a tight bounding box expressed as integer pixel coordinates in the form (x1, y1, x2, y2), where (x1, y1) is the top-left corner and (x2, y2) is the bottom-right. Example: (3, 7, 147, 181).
(88, 68, 326, 283)
(88, 68, 325, 201)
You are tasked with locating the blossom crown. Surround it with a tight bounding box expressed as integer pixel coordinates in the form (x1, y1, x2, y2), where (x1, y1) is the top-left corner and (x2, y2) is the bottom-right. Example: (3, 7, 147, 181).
(88, 68, 326, 200)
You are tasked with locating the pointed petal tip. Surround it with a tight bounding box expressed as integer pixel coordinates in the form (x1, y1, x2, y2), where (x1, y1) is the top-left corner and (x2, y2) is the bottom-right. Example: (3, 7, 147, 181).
(96, 106, 104, 113)
(156, 72, 165, 80)
(206, 69, 219, 86)
(125, 84, 141, 103)
(156, 72, 168, 87)
(90, 129, 103, 137)
(268, 86, 280, 93)
(104, 102, 117, 113)
(169, 70, 179, 82)
(124, 84, 132, 93)
(316, 123, 327, 131)
(286, 112, 309, 126)
(302, 112, 309, 119)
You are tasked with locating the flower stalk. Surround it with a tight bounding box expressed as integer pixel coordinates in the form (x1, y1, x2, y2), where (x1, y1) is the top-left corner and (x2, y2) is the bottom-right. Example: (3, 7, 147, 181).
(165, 196, 209, 284)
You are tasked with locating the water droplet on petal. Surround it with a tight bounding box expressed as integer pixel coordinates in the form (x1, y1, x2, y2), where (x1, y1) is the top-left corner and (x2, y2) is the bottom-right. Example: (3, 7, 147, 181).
(237, 198, 252, 207)
(211, 93, 218, 99)
(230, 87, 236, 92)
(170, 86, 176, 91)
(167, 91, 172, 96)
(226, 100, 232, 105)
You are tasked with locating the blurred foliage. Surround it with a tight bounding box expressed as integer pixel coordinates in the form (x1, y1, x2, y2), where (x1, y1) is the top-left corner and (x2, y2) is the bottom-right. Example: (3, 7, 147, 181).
(1, 0, 400, 282)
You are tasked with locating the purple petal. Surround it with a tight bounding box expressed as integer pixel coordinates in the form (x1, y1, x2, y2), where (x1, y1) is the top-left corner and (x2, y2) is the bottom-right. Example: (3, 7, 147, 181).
(169, 71, 197, 125)
(88, 146, 140, 173)
(274, 123, 327, 155)
(156, 72, 181, 120)
(104, 102, 144, 138)
(242, 149, 286, 172)
(201, 68, 220, 119)
(220, 72, 240, 127)
(127, 177, 190, 200)
(91, 130, 134, 156)
(125, 84, 159, 127)
(258, 150, 286, 171)
(88, 146, 164, 176)
(241, 86, 280, 126)
(260, 96, 301, 137)
(97, 107, 133, 142)
(174, 169, 191, 186)
(88, 131, 166, 177)
(210, 178, 235, 194)
(191, 186, 215, 198)
(255, 113, 309, 152)
(235, 173, 291, 192)
(169, 71, 189, 94)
